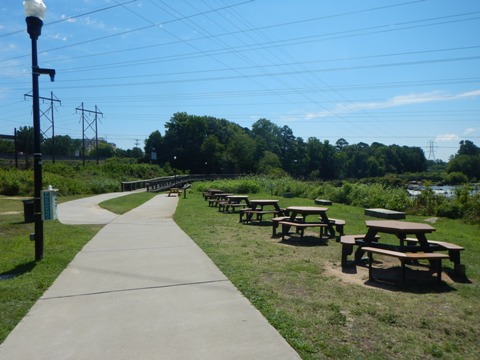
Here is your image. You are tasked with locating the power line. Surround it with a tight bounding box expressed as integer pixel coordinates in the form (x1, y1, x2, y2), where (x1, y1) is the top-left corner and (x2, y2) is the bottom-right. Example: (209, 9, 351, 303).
(0, 0, 141, 38)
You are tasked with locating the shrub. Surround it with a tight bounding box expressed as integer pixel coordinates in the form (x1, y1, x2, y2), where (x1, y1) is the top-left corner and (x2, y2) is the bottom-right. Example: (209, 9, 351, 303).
(0, 169, 33, 196)
(437, 201, 463, 219)
(444, 171, 469, 185)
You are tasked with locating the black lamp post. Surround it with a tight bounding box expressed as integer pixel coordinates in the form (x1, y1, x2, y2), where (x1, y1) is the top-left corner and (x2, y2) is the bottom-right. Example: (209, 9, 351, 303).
(24, 0, 55, 261)
(173, 155, 177, 186)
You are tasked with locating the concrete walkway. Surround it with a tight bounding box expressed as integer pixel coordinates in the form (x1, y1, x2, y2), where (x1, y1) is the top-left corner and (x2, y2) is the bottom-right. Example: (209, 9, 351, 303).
(56, 191, 134, 225)
(0, 194, 299, 359)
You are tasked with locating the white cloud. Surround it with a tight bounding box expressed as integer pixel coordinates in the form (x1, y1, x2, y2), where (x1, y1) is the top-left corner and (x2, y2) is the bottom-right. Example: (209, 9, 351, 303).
(435, 134, 460, 142)
(463, 127, 478, 135)
(49, 33, 68, 41)
(456, 90, 480, 99)
(305, 89, 480, 119)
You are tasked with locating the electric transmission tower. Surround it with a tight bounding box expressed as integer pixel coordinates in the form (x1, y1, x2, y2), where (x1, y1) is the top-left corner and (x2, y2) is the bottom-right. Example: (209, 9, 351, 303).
(24, 91, 61, 162)
(427, 140, 436, 161)
(76, 103, 103, 165)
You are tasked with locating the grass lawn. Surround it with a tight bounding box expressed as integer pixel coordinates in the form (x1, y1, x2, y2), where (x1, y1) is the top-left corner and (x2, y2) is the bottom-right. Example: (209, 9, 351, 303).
(0, 195, 102, 343)
(174, 191, 480, 359)
(1, 190, 479, 359)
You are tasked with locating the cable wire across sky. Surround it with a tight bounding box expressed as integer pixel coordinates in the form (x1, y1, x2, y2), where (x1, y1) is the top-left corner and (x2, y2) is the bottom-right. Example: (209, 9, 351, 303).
(0, 0, 479, 161)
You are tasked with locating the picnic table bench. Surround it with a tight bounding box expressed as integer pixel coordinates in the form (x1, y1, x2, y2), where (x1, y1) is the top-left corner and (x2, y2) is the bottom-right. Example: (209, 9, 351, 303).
(327, 218, 346, 240)
(341, 220, 466, 283)
(240, 208, 282, 223)
(203, 189, 223, 201)
(362, 246, 449, 283)
(278, 220, 328, 241)
(340, 234, 377, 266)
(405, 237, 465, 275)
(219, 201, 248, 212)
(208, 193, 232, 207)
(239, 199, 285, 223)
(218, 195, 250, 212)
(272, 216, 301, 236)
(278, 206, 345, 241)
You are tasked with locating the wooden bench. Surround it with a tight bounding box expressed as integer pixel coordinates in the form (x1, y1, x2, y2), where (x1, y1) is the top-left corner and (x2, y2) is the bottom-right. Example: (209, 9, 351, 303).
(278, 221, 328, 241)
(362, 246, 449, 283)
(405, 238, 465, 275)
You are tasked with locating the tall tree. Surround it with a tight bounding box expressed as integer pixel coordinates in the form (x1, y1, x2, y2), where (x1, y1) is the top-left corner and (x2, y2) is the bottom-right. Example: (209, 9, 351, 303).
(251, 118, 282, 159)
(279, 125, 297, 174)
(164, 112, 208, 172)
(144, 130, 163, 164)
(43, 135, 76, 156)
(16, 126, 35, 155)
(227, 132, 256, 173)
(458, 140, 479, 156)
(335, 138, 349, 151)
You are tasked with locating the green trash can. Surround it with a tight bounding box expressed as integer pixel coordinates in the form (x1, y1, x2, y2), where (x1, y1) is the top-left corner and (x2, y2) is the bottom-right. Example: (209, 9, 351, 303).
(22, 199, 34, 223)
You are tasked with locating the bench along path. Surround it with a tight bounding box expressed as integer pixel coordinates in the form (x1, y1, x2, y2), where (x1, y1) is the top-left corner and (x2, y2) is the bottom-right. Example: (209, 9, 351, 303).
(0, 194, 299, 360)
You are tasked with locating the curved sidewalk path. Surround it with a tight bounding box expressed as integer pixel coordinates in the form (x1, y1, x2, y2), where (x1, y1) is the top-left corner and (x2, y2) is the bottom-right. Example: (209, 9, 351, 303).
(0, 193, 299, 359)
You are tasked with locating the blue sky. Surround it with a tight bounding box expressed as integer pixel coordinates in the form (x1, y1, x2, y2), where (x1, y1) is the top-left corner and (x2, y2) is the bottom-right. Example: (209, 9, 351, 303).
(1, 0, 479, 161)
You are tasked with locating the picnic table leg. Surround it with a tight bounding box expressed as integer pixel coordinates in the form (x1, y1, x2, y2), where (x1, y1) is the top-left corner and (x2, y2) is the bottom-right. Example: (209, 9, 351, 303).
(367, 251, 374, 280)
(354, 246, 365, 263)
(281, 223, 292, 241)
(341, 244, 353, 266)
(355, 228, 377, 263)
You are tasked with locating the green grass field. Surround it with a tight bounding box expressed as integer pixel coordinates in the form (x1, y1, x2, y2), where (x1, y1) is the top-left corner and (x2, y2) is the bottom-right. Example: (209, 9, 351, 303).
(1, 190, 479, 359)
(174, 191, 480, 359)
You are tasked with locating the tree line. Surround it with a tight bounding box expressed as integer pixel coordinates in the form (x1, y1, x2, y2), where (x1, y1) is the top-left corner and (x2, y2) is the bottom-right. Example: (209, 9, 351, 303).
(2, 113, 479, 181)
(144, 112, 428, 179)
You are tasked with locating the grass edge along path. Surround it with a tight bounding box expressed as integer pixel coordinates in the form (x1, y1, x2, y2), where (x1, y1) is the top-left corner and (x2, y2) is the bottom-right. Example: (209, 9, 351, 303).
(174, 191, 480, 360)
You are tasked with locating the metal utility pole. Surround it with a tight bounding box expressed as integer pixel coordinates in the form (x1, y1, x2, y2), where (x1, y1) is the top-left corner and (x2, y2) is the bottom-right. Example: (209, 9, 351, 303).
(24, 91, 61, 162)
(14, 128, 18, 168)
(76, 103, 103, 165)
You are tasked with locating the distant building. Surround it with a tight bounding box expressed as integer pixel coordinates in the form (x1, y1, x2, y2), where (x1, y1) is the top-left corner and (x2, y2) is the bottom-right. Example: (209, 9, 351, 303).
(0, 134, 15, 142)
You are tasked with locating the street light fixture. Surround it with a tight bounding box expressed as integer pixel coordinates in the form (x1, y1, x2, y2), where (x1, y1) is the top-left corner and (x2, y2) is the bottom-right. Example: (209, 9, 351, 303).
(173, 156, 177, 186)
(24, 0, 56, 261)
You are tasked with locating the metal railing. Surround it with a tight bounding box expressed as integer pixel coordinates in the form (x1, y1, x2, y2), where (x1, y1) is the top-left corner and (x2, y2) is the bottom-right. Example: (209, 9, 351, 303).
(121, 174, 241, 192)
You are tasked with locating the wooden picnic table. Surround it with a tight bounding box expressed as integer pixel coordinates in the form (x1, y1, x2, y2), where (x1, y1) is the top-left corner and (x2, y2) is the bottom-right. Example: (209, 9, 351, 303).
(354, 220, 437, 262)
(208, 193, 233, 207)
(208, 189, 223, 194)
(365, 220, 435, 249)
(203, 189, 224, 200)
(353, 220, 454, 282)
(220, 195, 250, 212)
(288, 206, 337, 236)
(278, 206, 335, 241)
(240, 199, 285, 223)
(167, 188, 181, 197)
